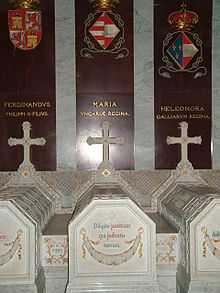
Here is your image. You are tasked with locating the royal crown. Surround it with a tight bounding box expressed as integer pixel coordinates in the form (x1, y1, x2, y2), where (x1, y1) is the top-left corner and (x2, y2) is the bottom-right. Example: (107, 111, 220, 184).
(89, 0, 120, 11)
(9, 0, 40, 9)
(168, 3, 199, 31)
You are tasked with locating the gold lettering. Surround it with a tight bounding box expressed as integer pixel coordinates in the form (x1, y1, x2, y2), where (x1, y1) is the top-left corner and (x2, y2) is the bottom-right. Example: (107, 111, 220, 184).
(156, 114, 188, 120)
(4, 101, 51, 108)
(160, 105, 205, 112)
(31, 111, 48, 117)
(108, 111, 129, 117)
(80, 111, 106, 117)
(6, 112, 26, 117)
(189, 114, 210, 119)
(93, 101, 118, 108)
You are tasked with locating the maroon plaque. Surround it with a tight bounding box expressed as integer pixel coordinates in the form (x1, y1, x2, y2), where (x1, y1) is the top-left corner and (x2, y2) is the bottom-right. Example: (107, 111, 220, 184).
(154, 0, 212, 169)
(76, 0, 134, 170)
(0, 0, 56, 171)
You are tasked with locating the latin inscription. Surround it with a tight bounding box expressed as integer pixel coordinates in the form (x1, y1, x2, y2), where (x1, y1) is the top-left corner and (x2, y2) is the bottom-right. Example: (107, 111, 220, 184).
(1, 100, 52, 118)
(93, 222, 131, 249)
(79, 99, 131, 119)
(156, 104, 210, 120)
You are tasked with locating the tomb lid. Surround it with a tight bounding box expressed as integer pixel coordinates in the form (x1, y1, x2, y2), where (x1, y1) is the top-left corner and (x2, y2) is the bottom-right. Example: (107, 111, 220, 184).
(0, 186, 54, 230)
(40, 170, 92, 198)
(160, 184, 220, 227)
(148, 213, 178, 233)
(72, 183, 140, 220)
(43, 214, 72, 235)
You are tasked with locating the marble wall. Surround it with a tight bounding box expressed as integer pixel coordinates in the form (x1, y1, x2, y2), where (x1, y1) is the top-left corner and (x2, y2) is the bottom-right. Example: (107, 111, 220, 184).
(55, 0, 220, 170)
(213, 0, 220, 168)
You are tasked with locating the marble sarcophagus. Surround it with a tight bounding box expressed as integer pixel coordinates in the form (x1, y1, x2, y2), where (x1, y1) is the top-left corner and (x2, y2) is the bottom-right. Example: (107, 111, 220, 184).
(160, 184, 220, 293)
(0, 186, 54, 293)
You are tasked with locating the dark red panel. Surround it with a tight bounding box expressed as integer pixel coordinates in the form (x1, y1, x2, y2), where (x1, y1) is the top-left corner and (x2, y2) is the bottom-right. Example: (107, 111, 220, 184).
(154, 0, 212, 169)
(0, 0, 56, 171)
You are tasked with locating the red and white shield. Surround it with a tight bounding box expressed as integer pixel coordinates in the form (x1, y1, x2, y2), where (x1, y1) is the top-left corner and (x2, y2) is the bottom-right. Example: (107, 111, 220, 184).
(8, 8, 42, 50)
(89, 13, 120, 50)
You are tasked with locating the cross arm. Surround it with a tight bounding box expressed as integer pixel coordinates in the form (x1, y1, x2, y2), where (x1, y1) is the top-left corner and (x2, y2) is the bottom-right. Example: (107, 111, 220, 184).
(32, 138, 46, 146)
(87, 136, 103, 145)
(188, 136, 202, 144)
(167, 136, 182, 145)
(110, 137, 124, 144)
(8, 138, 23, 146)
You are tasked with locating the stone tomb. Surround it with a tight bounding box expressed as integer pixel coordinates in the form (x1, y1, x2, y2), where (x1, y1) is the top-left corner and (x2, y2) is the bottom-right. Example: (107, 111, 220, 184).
(159, 185, 220, 293)
(66, 196, 159, 293)
(0, 186, 54, 293)
(190, 198, 220, 289)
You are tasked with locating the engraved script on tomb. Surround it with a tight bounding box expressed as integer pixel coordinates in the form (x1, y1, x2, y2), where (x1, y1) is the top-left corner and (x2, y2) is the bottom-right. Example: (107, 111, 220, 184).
(0, 205, 28, 279)
(0, 230, 23, 267)
(76, 204, 148, 274)
(80, 227, 144, 266)
(196, 204, 220, 272)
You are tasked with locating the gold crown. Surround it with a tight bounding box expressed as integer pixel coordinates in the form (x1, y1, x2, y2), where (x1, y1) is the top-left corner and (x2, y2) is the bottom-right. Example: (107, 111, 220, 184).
(89, 0, 120, 11)
(168, 3, 199, 31)
(9, 0, 40, 9)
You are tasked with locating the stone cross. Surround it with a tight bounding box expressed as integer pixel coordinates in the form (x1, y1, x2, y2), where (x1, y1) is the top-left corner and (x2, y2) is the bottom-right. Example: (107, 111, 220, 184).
(87, 121, 124, 163)
(8, 121, 46, 167)
(167, 121, 202, 163)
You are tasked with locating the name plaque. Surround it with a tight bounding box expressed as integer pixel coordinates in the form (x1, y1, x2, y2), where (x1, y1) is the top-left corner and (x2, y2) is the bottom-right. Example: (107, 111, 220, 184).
(154, 0, 212, 169)
(0, 0, 56, 171)
(75, 0, 134, 170)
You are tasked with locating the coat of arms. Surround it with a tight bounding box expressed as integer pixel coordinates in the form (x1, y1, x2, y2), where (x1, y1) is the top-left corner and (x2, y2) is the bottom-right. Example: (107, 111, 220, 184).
(159, 3, 207, 79)
(8, 0, 42, 50)
(81, 0, 129, 59)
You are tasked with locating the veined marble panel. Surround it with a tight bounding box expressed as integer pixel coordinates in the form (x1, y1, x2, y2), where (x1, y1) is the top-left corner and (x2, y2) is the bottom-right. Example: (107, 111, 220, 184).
(55, 0, 76, 169)
(213, 0, 220, 168)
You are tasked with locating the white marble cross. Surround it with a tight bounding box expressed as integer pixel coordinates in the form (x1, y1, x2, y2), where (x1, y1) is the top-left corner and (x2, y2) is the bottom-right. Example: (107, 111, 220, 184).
(8, 121, 46, 167)
(167, 121, 202, 163)
(87, 121, 124, 163)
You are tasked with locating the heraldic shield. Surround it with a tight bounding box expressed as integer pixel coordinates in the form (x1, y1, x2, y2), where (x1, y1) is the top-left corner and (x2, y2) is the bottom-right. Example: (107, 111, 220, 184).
(80, 0, 129, 59)
(8, 0, 42, 50)
(159, 3, 207, 79)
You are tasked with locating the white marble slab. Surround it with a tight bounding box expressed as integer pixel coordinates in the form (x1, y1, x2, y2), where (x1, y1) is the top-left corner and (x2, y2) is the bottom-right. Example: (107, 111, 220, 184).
(0, 201, 36, 285)
(66, 197, 159, 293)
(190, 199, 220, 281)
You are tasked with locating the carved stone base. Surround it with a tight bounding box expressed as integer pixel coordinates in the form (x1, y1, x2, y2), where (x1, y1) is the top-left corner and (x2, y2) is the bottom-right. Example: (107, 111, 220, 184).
(189, 282, 220, 293)
(66, 280, 160, 293)
(177, 280, 220, 293)
(0, 267, 45, 293)
(158, 275, 176, 293)
(44, 267, 68, 293)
